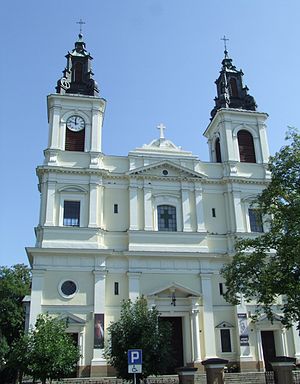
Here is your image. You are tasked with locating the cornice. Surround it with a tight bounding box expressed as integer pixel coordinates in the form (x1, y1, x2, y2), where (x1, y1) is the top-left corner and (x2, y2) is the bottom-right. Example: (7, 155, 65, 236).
(36, 165, 270, 186)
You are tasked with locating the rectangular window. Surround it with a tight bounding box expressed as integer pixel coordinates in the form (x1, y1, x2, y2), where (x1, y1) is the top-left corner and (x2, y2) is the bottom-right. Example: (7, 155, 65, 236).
(212, 208, 216, 217)
(63, 201, 80, 226)
(157, 205, 177, 232)
(221, 329, 232, 352)
(249, 208, 263, 232)
(114, 204, 118, 214)
(114, 282, 119, 295)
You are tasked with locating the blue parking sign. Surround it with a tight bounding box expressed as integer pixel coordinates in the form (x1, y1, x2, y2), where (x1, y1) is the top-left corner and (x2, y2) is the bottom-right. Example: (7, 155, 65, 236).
(128, 349, 142, 365)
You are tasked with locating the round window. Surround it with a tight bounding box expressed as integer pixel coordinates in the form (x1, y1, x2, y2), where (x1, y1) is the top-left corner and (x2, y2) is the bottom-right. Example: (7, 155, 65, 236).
(59, 280, 77, 298)
(162, 169, 168, 176)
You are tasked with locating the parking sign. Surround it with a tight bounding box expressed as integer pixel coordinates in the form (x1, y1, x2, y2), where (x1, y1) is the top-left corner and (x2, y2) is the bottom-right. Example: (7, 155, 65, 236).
(128, 349, 142, 373)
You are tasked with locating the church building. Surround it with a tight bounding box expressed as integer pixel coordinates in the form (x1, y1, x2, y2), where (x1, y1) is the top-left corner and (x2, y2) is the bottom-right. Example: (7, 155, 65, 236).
(26, 34, 300, 377)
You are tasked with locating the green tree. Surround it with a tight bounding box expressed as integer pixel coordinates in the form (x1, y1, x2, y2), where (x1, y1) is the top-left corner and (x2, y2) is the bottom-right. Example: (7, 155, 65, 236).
(11, 314, 80, 384)
(0, 264, 31, 382)
(221, 128, 300, 329)
(105, 297, 173, 379)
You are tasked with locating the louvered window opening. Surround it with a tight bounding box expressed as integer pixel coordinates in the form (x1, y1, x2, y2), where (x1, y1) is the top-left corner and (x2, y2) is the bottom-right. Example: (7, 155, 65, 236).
(238, 130, 256, 163)
(65, 128, 85, 152)
(215, 137, 222, 162)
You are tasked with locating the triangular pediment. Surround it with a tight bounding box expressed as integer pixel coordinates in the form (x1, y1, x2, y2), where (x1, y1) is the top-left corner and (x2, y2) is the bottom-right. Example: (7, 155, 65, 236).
(216, 321, 234, 329)
(127, 160, 206, 179)
(58, 312, 86, 325)
(147, 282, 201, 298)
(254, 313, 283, 323)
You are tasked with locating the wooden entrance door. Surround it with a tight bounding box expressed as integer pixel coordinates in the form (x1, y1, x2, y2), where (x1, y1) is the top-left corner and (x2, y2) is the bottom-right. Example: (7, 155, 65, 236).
(160, 317, 184, 373)
(261, 331, 276, 371)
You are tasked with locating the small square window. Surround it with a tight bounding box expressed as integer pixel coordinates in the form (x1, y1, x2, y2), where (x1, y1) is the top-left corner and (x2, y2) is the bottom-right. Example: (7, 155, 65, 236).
(63, 201, 80, 226)
(114, 204, 118, 214)
(212, 208, 216, 217)
(114, 282, 119, 295)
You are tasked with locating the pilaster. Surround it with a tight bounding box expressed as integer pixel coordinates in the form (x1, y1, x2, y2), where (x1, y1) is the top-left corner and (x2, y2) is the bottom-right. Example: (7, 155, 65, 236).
(91, 269, 107, 364)
(127, 272, 142, 301)
(144, 183, 153, 230)
(200, 272, 217, 358)
(233, 191, 244, 232)
(45, 180, 56, 226)
(88, 176, 102, 227)
(194, 185, 205, 232)
(29, 269, 45, 328)
(129, 181, 138, 230)
(181, 182, 192, 232)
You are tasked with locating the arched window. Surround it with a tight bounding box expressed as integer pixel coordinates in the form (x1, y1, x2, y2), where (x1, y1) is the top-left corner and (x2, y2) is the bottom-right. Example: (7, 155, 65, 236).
(237, 130, 256, 163)
(65, 128, 85, 152)
(157, 205, 177, 231)
(229, 77, 238, 97)
(215, 137, 222, 163)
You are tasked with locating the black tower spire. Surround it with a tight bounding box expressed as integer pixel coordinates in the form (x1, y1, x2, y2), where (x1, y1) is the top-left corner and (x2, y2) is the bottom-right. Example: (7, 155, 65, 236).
(210, 46, 257, 118)
(56, 34, 99, 96)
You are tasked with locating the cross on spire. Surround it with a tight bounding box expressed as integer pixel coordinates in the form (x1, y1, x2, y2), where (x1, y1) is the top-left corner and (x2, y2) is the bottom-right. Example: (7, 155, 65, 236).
(221, 35, 229, 52)
(76, 18, 86, 34)
(157, 123, 166, 139)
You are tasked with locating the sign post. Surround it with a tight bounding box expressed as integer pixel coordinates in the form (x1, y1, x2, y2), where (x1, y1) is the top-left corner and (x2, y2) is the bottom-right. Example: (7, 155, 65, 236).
(128, 349, 142, 384)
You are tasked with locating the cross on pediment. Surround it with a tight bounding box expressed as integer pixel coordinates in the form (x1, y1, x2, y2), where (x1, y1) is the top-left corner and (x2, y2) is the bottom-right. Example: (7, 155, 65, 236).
(157, 123, 166, 139)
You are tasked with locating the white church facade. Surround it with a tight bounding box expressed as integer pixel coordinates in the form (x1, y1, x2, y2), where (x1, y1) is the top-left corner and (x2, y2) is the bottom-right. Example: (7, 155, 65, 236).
(26, 34, 300, 377)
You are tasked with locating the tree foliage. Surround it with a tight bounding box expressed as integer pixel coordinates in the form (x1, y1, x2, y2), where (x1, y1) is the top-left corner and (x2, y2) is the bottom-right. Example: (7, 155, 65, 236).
(221, 128, 300, 329)
(10, 314, 80, 384)
(0, 264, 31, 382)
(105, 297, 174, 379)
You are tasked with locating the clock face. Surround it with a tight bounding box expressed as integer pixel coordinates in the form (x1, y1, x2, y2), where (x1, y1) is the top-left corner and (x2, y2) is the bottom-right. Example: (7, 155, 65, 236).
(66, 115, 85, 131)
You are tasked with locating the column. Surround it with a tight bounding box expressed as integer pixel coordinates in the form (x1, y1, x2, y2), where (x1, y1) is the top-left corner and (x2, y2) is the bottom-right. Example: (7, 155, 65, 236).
(91, 270, 107, 366)
(281, 328, 288, 356)
(127, 272, 141, 301)
(182, 183, 192, 232)
(129, 182, 138, 230)
(191, 300, 201, 362)
(45, 181, 56, 226)
(88, 176, 101, 227)
(195, 185, 205, 232)
(29, 269, 45, 328)
(200, 273, 217, 358)
(144, 184, 153, 230)
(292, 324, 300, 362)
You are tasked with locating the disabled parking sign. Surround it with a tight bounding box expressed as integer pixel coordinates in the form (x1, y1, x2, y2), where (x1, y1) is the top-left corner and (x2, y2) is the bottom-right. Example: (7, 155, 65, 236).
(128, 349, 142, 373)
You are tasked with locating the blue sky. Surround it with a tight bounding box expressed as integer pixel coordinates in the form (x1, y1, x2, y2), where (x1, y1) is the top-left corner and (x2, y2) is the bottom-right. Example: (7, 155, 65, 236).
(1, 0, 300, 266)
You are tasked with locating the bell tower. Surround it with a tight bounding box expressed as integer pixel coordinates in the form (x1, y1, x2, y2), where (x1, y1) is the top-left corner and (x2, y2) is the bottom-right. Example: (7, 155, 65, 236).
(45, 34, 106, 168)
(204, 43, 269, 166)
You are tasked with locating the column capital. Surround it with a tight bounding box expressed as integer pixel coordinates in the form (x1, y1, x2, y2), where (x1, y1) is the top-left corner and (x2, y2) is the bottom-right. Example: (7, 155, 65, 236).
(127, 271, 142, 278)
(93, 269, 108, 278)
(31, 269, 46, 277)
